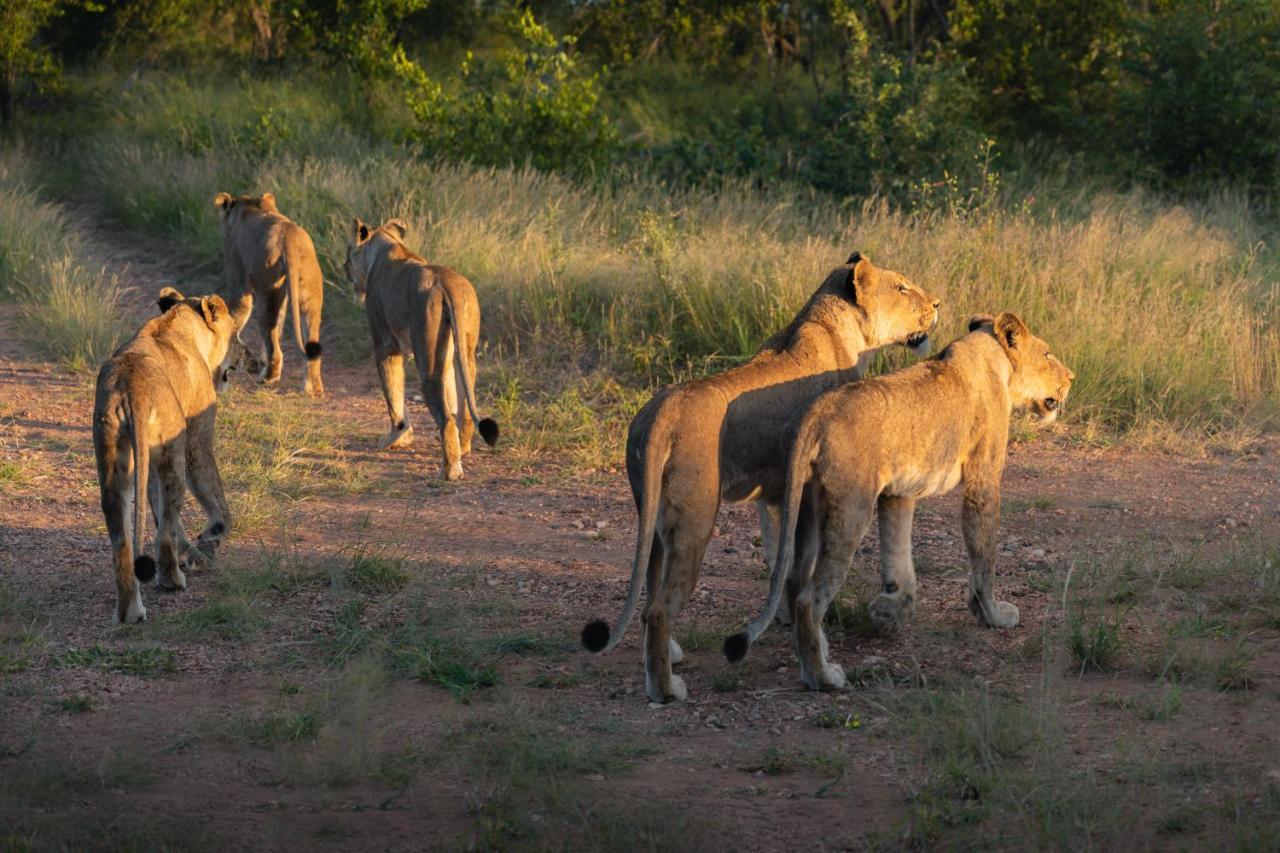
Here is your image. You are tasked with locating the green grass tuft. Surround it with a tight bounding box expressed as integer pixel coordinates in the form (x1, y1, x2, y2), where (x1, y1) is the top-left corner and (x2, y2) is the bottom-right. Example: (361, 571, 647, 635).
(56, 645, 176, 677)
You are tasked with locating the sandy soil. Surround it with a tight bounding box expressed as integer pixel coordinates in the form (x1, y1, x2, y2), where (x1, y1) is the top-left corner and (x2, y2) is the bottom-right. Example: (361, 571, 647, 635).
(1, 219, 1278, 851)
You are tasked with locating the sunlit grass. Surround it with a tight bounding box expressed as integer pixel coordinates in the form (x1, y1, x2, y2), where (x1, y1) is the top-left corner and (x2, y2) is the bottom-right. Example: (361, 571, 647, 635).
(35, 70, 1280, 442)
(0, 151, 131, 368)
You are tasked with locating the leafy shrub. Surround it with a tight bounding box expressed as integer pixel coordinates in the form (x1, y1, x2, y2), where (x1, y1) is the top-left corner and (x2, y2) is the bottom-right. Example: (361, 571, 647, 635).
(1117, 0, 1280, 185)
(392, 9, 618, 174)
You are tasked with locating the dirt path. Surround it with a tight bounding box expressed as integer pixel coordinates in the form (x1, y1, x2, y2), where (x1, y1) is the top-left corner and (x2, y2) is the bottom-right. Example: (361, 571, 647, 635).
(2, 214, 1279, 850)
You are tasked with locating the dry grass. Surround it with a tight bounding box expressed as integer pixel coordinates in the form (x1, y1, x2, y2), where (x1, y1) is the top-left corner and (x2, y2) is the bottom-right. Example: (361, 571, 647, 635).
(38, 71, 1280, 441)
(0, 150, 131, 369)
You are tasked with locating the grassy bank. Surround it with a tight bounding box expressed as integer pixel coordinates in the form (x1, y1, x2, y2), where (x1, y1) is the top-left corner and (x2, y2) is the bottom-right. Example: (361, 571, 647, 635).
(0, 151, 130, 369)
(32, 71, 1280, 438)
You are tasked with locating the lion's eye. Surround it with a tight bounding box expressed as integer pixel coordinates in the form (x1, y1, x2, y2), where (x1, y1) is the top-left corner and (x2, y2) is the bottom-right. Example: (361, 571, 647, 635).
(896, 284, 909, 294)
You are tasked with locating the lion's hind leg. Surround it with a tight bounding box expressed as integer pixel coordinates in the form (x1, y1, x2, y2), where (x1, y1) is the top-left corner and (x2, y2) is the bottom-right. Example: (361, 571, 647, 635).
(869, 495, 919, 634)
(375, 344, 414, 450)
(102, 445, 146, 624)
(427, 331, 464, 481)
(151, 440, 189, 592)
(455, 350, 475, 457)
(258, 288, 286, 386)
(792, 493, 872, 691)
(963, 483, 1020, 629)
(186, 411, 231, 561)
(643, 486, 717, 703)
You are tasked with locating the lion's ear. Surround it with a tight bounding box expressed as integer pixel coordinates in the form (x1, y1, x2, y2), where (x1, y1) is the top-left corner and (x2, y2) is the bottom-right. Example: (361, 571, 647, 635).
(994, 312, 1030, 354)
(351, 217, 370, 244)
(199, 295, 229, 328)
(157, 286, 184, 313)
(213, 192, 233, 213)
(383, 218, 409, 240)
(845, 253, 872, 304)
(260, 192, 276, 210)
(967, 313, 995, 332)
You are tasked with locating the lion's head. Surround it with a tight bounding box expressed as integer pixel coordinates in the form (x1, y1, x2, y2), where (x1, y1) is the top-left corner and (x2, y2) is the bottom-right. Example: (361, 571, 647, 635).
(345, 217, 409, 304)
(843, 252, 940, 355)
(978, 312, 1075, 424)
(156, 286, 246, 390)
(212, 191, 278, 234)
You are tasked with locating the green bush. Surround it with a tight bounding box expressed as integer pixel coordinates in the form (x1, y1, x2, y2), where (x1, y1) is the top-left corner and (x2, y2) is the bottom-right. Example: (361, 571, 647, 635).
(1117, 0, 1280, 185)
(392, 9, 618, 174)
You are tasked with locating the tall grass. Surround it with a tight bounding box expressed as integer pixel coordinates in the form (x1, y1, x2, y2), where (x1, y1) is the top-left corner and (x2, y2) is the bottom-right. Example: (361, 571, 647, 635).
(0, 151, 130, 368)
(40, 72, 1280, 435)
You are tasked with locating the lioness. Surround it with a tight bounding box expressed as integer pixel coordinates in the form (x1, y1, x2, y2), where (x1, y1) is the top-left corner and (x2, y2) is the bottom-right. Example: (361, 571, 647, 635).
(213, 191, 325, 397)
(581, 253, 940, 703)
(93, 288, 240, 623)
(344, 217, 498, 480)
(724, 313, 1074, 691)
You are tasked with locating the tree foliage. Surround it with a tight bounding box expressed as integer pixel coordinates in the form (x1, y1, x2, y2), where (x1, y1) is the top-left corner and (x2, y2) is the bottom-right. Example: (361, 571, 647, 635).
(2, 0, 1277, 191)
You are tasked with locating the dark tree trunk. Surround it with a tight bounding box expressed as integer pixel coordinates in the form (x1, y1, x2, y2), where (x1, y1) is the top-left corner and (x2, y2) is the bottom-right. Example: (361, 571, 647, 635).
(0, 73, 15, 127)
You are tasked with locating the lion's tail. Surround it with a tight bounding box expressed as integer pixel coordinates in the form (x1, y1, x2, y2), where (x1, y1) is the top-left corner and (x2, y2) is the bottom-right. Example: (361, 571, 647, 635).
(283, 236, 321, 361)
(581, 425, 668, 655)
(439, 280, 498, 447)
(125, 395, 156, 584)
(723, 418, 818, 663)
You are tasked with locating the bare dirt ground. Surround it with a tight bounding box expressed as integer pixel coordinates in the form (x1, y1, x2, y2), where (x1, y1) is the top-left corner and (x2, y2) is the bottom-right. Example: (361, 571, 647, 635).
(2, 221, 1279, 851)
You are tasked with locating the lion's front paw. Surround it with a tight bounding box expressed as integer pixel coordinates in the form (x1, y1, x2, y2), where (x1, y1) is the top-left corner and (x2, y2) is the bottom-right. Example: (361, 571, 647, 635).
(378, 424, 414, 450)
(971, 596, 1019, 628)
(121, 599, 147, 624)
(444, 463, 464, 482)
(869, 592, 913, 634)
(801, 661, 848, 691)
(668, 638, 685, 665)
(645, 672, 687, 704)
(989, 600, 1019, 628)
(157, 568, 188, 592)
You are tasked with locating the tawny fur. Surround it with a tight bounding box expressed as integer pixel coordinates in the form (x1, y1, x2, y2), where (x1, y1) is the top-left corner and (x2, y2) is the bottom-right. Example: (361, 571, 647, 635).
(583, 254, 941, 703)
(92, 289, 239, 624)
(345, 217, 498, 482)
(733, 313, 1074, 691)
(213, 191, 325, 397)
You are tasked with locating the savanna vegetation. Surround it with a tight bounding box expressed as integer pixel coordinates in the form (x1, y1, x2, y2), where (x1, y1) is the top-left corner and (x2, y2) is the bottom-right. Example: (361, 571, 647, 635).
(1, 0, 1277, 441)
(1, 2, 1278, 850)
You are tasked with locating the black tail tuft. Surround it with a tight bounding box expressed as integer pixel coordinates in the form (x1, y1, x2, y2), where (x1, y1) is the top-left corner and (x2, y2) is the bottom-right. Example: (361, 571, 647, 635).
(134, 555, 157, 583)
(478, 418, 499, 447)
(305, 341, 323, 360)
(581, 620, 610, 652)
(723, 631, 750, 664)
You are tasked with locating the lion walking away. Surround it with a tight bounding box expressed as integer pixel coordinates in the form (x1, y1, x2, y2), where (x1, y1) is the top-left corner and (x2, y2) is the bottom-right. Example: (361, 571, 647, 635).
(93, 289, 242, 623)
(213, 191, 326, 397)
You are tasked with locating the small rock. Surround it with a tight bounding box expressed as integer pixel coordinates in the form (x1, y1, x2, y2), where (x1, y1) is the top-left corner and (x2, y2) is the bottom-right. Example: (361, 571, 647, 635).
(595, 520, 608, 529)
(1029, 548, 1046, 560)
(571, 519, 585, 530)
(586, 774, 605, 782)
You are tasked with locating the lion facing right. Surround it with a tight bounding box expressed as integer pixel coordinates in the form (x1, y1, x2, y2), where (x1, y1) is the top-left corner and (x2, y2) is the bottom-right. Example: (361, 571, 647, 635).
(725, 312, 1074, 691)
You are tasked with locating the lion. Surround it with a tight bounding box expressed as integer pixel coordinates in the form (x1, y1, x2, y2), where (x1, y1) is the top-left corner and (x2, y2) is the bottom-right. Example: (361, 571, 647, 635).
(213, 191, 325, 397)
(344, 217, 498, 481)
(93, 288, 242, 624)
(723, 313, 1074, 691)
(580, 253, 941, 703)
